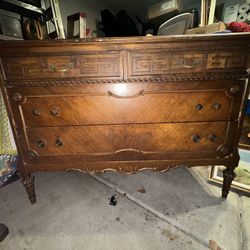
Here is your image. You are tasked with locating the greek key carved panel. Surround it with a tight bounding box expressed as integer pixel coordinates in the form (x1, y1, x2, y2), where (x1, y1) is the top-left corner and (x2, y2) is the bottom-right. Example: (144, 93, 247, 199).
(2, 53, 123, 80)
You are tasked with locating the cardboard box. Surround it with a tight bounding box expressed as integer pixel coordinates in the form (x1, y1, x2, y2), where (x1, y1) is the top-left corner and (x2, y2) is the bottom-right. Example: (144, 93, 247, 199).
(185, 22, 226, 35)
(148, 0, 182, 20)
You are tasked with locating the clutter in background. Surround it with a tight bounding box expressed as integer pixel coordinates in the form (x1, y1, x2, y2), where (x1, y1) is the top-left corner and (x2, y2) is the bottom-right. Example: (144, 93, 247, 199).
(0, 78, 18, 188)
(227, 22, 250, 32)
(223, 1, 250, 23)
(0, 0, 64, 39)
(185, 22, 226, 34)
(237, 1, 250, 23)
(98, 9, 140, 37)
(1, 0, 250, 40)
(0, 10, 22, 39)
(148, 0, 182, 20)
(157, 13, 193, 36)
(0, 155, 18, 187)
(98, 1, 198, 37)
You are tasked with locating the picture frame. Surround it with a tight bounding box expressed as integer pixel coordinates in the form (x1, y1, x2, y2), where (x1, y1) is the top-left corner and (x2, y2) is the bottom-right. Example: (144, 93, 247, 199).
(239, 100, 250, 150)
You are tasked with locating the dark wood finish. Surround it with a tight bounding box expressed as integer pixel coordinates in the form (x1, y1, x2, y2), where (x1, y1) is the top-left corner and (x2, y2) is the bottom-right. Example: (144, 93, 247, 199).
(15, 81, 245, 126)
(0, 34, 249, 204)
(21, 173, 36, 204)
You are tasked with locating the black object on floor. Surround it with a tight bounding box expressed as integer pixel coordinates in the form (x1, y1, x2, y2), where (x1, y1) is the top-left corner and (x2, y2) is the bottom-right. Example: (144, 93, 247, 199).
(109, 195, 117, 206)
(0, 224, 9, 242)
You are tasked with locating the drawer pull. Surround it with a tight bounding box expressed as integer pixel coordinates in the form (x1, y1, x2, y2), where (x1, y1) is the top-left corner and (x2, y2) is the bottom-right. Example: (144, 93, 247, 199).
(108, 90, 144, 99)
(49, 63, 74, 73)
(182, 64, 194, 69)
(13, 93, 22, 101)
(213, 103, 221, 110)
(55, 139, 63, 147)
(51, 107, 60, 116)
(209, 134, 218, 142)
(36, 140, 45, 148)
(230, 85, 239, 94)
(195, 104, 203, 111)
(32, 109, 41, 116)
(192, 135, 201, 144)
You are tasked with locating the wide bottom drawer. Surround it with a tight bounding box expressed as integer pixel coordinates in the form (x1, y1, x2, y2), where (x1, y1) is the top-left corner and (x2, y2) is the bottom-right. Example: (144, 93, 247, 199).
(24, 122, 236, 160)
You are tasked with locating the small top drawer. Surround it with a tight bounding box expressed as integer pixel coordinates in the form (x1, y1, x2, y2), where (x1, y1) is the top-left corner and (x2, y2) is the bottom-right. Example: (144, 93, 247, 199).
(2, 52, 123, 80)
(127, 51, 247, 78)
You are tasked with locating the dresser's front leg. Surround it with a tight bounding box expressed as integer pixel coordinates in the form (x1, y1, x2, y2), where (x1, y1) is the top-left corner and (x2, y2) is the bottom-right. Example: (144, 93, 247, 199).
(22, 174, 36, 204)
(222, 166, 236, 199)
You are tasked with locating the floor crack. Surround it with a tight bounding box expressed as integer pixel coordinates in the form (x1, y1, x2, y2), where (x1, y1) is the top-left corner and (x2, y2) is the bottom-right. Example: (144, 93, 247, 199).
(91, 174, 210, 249)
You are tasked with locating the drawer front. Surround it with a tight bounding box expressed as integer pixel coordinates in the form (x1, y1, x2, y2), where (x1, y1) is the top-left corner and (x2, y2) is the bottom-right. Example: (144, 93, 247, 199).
(19, 89, 241, 127)
(24, 122, 233, 159)
(2, 53, 123, 80)
(2, 50, 247, 81)
(128, 51, 247, 77)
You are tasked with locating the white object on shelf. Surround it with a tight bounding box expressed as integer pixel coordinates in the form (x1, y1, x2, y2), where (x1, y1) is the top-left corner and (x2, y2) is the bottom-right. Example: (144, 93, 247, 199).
(157, 13, 192, 35)
(237, 12, 248, 22)
(238, 3, 250, 14)
(223, 4, 239, 23)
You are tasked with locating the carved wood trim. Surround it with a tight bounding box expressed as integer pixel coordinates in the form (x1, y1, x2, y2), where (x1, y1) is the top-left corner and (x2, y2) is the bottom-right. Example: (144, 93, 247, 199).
(65, 165, 181, 175)
(5, 72, 248, 88)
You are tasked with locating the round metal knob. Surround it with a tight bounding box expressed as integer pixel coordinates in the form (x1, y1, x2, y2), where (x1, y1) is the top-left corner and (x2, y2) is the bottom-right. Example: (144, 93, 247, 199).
(13, 93, 22, 101)
(32, 109, 41, 116)
(209, 134, 218, 142)
(55, 139, 63, 147)
(36, 140, 45, 148)
(230, 85, 239, 94)
(213, 103, 221, 110)
(195, 104, 203, 111)
(51, 107, 60, 116)
(192, 135, 201, 144)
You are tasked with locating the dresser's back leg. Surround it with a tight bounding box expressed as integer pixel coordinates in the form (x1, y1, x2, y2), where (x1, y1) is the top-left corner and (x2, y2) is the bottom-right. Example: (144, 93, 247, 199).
(21, 174, 36, 204)
(222, 166, 236, 199)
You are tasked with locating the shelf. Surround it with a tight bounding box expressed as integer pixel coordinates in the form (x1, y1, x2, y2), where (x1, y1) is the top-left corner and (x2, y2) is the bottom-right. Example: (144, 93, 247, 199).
(0, 34, 23, 40)
(0, 0, 43, 18)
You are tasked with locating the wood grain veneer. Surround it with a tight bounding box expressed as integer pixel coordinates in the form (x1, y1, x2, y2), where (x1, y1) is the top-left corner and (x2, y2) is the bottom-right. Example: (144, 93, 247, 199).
(0, 33, 249, 204)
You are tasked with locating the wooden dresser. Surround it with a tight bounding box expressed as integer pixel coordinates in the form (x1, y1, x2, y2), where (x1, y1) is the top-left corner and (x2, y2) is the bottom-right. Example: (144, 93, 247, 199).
(0, 34, 249, 204)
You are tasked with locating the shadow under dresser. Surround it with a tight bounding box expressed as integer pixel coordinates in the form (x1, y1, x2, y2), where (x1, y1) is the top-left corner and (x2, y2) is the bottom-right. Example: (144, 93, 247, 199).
(0, 33, 249, 204)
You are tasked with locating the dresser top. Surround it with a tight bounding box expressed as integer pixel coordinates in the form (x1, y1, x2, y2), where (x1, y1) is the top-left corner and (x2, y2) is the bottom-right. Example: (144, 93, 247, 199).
(0, 33, 250, 46)
(0, 33, 249, 57)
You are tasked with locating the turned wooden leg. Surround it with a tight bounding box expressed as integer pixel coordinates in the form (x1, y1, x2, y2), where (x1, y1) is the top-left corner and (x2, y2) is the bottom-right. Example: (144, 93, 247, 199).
(222, 167, 236, 199)
(21, 174, 36, 204)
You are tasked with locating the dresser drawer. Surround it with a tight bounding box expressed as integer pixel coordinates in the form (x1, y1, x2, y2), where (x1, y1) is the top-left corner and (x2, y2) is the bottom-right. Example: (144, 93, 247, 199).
(18, 88, 242, 127)
(2, 53, 123, 80)
(2, 50, 247, 81)
(128, 50, 247, 78)
(24, 122, 234, 160)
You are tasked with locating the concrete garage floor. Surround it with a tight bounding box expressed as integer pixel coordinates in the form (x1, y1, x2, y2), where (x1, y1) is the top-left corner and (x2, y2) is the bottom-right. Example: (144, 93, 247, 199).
(0, 167, 249, 250)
